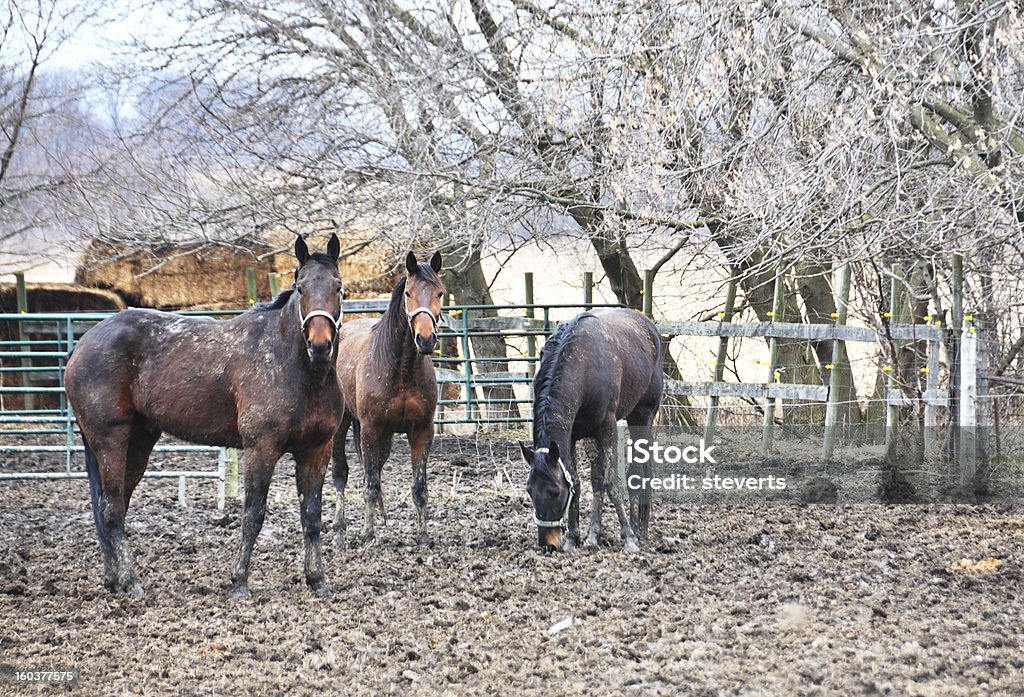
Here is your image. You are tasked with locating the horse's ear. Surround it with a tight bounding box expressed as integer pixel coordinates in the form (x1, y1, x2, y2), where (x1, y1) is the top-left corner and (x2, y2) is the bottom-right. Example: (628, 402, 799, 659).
(430, 251, 442, 273)
(295, 236, 310, 265)
(519, 441, 534, 465)
(327, 233, 340, 262)
(406, 251, 418, 274)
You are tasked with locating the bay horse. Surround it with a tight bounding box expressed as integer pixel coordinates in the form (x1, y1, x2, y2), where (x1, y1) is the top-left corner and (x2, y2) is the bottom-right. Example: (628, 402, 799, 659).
(332, 251, 444, 546)
(64, 235, 344, 599)
(520, 308, 663, 553)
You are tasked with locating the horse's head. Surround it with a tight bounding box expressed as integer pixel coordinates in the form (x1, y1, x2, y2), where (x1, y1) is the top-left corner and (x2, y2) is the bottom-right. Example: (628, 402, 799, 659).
(404, 251, 444, 355)
(521, 441, 574, 552)
(294, 233, 343, 366)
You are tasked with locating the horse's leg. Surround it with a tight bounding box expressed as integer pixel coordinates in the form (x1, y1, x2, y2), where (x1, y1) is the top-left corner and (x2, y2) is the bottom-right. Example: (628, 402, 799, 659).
(331, 412, 352, 548)
(599, 422, 640, 553)
(563, 441, 581, 551)
(295, 441, 332, 596)
(124, 417, 161, 510)
(584, 437, 606, 548)
(230, 444, 280, 600)
(626, 409, 657, 540)
(407, 424, 433, 545)
(360, 426, 392, 544)
(88, 423, 143, 596)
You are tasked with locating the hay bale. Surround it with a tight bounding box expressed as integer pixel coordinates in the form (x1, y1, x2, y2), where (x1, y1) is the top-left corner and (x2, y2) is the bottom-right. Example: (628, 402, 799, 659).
(0, 282, 125, 314)
(77, 236, 399, 309)
(75, 240, 278, 310)
(0, 283, 125, 412)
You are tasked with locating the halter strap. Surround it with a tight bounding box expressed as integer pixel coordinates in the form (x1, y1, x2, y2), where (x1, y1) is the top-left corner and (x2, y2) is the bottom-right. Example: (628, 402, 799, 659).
(407, 305, 438, 328)
(298, 306, 343, 332)
(532, 450, 575, 529)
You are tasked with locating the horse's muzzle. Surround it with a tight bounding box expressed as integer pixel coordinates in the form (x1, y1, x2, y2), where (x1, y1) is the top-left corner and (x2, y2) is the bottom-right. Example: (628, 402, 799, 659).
(538, 527, 563, 551)
(307, 339, 333, 362)
(414, 332, 437, 355)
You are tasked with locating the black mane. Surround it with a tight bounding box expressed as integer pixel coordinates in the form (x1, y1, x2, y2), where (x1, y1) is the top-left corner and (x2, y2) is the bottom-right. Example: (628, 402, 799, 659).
(532, 313, 595, 444)
(253, 288, 294, 312)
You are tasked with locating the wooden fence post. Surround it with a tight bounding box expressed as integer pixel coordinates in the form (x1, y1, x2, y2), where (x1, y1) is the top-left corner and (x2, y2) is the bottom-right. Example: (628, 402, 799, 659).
(947, 254, 964, 461)
(643, 269, 654, 319)
(583, 272, 593, 310)
(923, 334, 941, 460)
(226, 449, 240, 499)
(525, 272, 536, 377)
(245, 268, 258, 305)
(15, 272, 34, 412)
(703, 274, 738, 445)
(822, 264, 851, 459)
(959, 315, 977, 484)
(761, 271, 786, 453)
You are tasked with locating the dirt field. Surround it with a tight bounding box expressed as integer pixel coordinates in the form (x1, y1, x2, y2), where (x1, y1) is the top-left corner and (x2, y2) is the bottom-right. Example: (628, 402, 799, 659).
(1, 437, 1022, 695)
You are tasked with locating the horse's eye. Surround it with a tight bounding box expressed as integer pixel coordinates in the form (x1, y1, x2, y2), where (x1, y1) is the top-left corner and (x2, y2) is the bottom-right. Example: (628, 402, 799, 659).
(437, 292, 443, 299)
(296, 284, 304, 295)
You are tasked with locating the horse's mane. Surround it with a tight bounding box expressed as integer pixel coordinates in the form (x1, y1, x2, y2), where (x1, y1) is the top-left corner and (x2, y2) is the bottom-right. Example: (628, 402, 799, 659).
(252, 288, 294, 312)
(371, 262, 443, 371)
(251, 253, 338, 313)
(532, 312, 595, 445)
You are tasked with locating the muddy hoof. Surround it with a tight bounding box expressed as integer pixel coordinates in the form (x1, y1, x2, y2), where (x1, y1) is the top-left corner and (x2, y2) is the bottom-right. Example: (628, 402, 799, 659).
(623, 538, 641, 554)
(561, 538, 578, 552)
(416, 532, 430, 547)
(231, 584, 252, 602)
(333, 532, 348, 549)
(309, 580, 331, 598)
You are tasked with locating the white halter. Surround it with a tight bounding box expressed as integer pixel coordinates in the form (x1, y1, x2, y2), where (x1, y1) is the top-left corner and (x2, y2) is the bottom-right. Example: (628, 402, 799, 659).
(532, 447, 576, 529)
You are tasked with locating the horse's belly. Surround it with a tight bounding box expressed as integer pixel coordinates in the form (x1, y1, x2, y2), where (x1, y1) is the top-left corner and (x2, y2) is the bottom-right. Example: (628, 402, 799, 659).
(372, 395, 429, 434)
(138, 380, 242, 448)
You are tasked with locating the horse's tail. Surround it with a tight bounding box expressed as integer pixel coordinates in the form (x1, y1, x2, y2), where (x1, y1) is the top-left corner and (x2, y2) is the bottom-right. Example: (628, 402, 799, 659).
(84, 436, 112, 556)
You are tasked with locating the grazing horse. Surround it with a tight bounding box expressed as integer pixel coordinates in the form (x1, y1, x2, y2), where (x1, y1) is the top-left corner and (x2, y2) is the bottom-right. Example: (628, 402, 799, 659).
(64, 235, 344, 599)
(520, 308, 663, 553)
(332, 251, 444, 546)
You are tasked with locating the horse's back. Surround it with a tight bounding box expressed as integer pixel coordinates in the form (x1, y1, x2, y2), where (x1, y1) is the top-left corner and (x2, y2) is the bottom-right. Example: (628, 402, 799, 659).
(66, 308, 254, 446)
(576, 308, 662, 420)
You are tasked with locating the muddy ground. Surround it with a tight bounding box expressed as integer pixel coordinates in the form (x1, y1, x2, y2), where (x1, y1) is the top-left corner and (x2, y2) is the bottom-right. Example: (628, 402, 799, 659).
(1, 435, 1022, 695)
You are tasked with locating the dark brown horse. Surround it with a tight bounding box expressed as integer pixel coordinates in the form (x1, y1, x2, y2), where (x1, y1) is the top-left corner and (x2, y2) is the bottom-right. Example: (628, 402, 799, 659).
(520, 308, 663, 553)
(332, 251, 443, 546)
(65, 235, 344, 599)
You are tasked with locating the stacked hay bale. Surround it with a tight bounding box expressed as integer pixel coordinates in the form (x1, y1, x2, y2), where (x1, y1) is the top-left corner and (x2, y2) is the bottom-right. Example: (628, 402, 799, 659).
(0, 283, 125, 411)
(75, 235, 399, 310)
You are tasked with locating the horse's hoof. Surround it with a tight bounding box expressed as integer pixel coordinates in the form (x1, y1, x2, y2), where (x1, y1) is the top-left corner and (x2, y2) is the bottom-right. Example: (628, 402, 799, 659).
(583, 535, 599, 548)
(561, 538, 578, 552)
(125, 580, 144, 598)
(333, 533, 347, 549)
(624, 538, 641, 554)
(416, 532, 430, 547)
(310, 581, 331, 598)
(231, 584, 252, 602)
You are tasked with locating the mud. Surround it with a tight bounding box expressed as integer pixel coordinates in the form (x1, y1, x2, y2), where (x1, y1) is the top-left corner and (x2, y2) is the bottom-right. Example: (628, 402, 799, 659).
(1, 437, 1022, 695)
